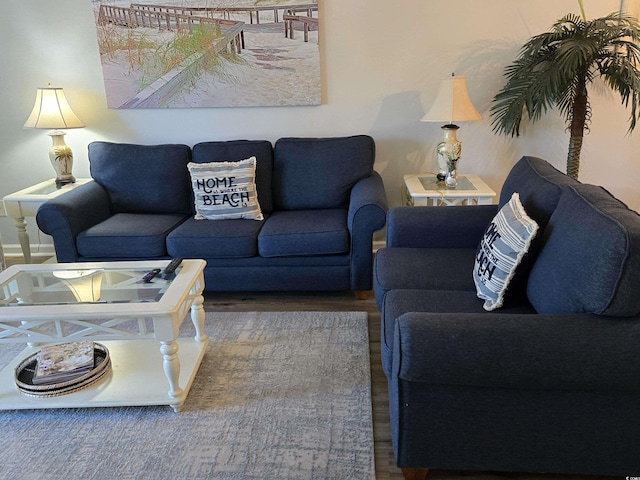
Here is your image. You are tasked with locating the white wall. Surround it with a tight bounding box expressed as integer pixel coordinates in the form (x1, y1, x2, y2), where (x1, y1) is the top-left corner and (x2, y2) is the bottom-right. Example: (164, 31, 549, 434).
(1, 0, 637, 253)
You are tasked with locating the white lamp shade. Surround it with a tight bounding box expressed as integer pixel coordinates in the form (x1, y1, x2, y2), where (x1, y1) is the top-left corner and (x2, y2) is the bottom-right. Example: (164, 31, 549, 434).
(24, 87, 85, 130)
(421, 75, 482, 124)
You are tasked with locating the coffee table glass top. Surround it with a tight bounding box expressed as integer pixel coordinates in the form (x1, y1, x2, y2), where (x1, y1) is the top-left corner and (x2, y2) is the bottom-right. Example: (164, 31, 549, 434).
(0, 266, 181, 307)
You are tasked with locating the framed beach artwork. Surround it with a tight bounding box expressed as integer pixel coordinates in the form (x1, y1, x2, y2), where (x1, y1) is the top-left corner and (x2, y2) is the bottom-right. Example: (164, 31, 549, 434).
(92, 0, 320, 108)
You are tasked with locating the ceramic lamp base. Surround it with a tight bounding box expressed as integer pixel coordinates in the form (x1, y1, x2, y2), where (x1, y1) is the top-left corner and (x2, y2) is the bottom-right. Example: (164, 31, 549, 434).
(48, 131, 75, 187)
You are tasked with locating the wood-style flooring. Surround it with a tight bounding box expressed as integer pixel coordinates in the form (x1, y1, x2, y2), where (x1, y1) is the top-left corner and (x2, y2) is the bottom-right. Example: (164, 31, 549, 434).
(205, 291, 618, 480)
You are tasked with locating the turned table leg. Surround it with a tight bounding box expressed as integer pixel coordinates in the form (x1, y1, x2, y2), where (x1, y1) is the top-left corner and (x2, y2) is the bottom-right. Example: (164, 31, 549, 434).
(160, 340, 183, 401)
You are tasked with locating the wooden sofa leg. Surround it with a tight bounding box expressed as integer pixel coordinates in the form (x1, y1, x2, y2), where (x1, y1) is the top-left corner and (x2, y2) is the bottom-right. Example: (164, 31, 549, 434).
(354, 290, 372, 300)
(401, 468, 429, 480)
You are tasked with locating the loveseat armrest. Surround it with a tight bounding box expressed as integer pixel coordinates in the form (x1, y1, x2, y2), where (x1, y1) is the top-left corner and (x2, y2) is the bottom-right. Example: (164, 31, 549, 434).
(394, 312, 640, 391)
(347, 171, 388, 290)
(36, 181, 112, 262)
(386, 205, 498, 248)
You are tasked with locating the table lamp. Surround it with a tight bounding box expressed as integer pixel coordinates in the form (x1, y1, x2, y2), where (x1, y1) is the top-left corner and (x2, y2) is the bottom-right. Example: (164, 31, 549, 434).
(421, 74, 482, 188)
(24, 86, 85, 187)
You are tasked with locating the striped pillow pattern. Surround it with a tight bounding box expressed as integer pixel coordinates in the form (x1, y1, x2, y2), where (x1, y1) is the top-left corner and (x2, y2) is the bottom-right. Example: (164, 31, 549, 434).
(474, 192, 538, 311)
(188, 157, 264, 221)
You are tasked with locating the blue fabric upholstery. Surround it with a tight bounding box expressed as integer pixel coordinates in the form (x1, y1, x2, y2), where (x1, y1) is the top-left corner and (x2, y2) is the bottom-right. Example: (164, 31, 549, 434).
(88, 142, 192, 214)
(192, 140, 274, 213)
(374, 247, 476, 310)
(258, 209, 349, 257)
(167, 216, 265, 259)
(527, 184, 640, 316)
(76, 213, 187, 258)
(375, 156, 640, 477)
(272, 136, 374, 210)
(379, 289, 534, 376)
(499, 155, 580, 227)
(36, 136, 387, 292)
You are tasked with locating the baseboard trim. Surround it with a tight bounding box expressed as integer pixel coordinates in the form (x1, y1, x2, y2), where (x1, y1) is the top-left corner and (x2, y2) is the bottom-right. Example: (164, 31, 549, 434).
(1, 244, 56, 259)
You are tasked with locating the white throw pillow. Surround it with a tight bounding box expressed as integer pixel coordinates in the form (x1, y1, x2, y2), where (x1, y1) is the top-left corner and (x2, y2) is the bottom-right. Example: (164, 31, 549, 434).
(473, 192, 539, 311)
(187, 157, 263, 220)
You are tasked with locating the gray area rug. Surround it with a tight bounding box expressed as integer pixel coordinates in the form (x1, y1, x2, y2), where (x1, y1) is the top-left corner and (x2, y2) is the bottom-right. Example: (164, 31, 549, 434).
(0, 311, 374, 480)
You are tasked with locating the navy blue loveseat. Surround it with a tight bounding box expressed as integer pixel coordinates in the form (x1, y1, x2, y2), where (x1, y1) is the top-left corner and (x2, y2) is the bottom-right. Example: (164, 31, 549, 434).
(36, 135, 387, 293)
(374, 156, 640, 478)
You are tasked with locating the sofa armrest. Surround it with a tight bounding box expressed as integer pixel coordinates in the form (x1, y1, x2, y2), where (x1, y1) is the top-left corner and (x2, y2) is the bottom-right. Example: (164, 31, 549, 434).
(347, 171, 388, 290)
(386, 205, 499, 248)
(36, 181, 112, 262)
(394, 312, 640, 392)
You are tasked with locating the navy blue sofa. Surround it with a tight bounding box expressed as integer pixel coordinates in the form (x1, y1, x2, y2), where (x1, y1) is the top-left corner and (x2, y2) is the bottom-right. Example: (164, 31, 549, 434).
(374, 156, 640, 478)
(36, 135, 387, 293)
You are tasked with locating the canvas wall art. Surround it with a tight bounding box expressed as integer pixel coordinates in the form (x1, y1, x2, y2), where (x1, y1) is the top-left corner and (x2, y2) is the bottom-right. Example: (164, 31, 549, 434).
(92, 0, 320, 108)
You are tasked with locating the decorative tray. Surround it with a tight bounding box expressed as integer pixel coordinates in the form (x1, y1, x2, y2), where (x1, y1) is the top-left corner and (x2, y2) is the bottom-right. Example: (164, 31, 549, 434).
(14, 343, 111, 397)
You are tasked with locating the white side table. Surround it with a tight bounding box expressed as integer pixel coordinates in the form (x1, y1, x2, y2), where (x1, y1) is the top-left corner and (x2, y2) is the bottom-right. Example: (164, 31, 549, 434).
(404, 173, 496, 206)
(2, 178, 91, 263)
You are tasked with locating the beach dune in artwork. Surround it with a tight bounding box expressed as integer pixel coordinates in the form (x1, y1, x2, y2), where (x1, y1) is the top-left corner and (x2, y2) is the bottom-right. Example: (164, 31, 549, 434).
(93, 0, 320, 108)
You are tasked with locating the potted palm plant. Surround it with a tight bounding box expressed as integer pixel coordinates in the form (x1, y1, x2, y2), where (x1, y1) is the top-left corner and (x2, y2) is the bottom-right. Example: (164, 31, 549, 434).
(490, 2, 640, 179)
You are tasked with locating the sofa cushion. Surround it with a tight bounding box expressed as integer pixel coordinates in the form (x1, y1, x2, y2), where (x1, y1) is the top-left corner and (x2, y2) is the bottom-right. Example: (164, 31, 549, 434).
(527, 185, 640, 316)
(167, 216, 264, 259)
(258, 209, 349, 257)
(192, 140, 273, 213)
(88, 142, 192, 215)
(499, 156, 580, 228)
(187, 158, 263, 221)
(76, 213, 187, 258)
(272, 136, 374, 210)
(474, 193, 539, 311)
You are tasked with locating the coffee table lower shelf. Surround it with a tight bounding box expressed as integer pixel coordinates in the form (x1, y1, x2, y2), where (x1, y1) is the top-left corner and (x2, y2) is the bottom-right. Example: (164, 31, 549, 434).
(0, 338, 208, 412)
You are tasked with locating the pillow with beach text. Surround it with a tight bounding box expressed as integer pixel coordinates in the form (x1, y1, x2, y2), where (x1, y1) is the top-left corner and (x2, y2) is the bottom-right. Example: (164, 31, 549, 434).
(473, 192, 538, 310)
(187, 157, 263, 220)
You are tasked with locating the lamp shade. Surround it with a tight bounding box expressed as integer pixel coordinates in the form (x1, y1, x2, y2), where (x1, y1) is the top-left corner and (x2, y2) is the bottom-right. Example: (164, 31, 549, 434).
(24, 87, 85, 130)
(421, 75, 482, 124)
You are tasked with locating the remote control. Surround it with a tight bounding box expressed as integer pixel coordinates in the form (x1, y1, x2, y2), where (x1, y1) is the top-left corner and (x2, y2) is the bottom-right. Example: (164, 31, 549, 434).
(162, 257, 183, 277)
(142, 268, 161, 283)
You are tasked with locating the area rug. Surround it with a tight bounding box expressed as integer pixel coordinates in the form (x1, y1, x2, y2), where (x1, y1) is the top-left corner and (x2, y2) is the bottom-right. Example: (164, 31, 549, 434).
(0, 311, 374, 480)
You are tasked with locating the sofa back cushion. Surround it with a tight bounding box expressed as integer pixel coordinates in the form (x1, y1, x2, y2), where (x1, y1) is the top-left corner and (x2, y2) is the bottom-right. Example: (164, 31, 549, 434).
(527, 184, 640, 316)
(192, 140, 273, 213)
(89, 142, 192, 215)
(272, 135, 375, 210)
(499, 156, 580, 228)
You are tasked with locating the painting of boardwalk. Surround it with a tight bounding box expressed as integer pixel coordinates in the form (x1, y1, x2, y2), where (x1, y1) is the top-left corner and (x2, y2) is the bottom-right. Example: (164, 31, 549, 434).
(92, 1, 320, 108)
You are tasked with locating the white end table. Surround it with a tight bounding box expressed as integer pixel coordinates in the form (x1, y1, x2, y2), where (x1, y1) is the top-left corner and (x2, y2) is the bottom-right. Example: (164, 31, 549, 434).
(404, 173, 496, 206)
(2, 178, 91, 263)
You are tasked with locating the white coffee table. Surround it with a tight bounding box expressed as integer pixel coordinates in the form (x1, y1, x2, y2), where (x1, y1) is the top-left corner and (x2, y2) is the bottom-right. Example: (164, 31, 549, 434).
(0, 259, 208, 412)
(404, 173, 496, 206)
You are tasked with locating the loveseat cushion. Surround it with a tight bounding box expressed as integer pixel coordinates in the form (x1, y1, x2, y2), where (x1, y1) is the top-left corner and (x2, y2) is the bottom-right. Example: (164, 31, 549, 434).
(167, 216, 264, 259)
(76, 213, 187, 258)
(192, 140, 273, 213)
(527, 185, 640, 316)
(88, 142, 192, 215)
(272, 136, 374, 210)
(258, 209, 349, 257)
(499, 156, 580, 228)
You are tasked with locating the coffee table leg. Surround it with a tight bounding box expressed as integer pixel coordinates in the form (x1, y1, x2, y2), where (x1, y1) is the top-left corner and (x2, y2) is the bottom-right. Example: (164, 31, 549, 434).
(160, 340, 183, 401)
(191, 294, 207, 342)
